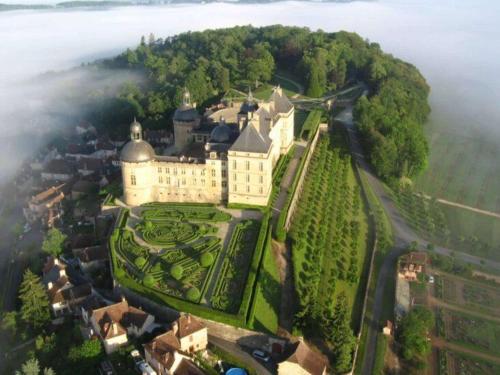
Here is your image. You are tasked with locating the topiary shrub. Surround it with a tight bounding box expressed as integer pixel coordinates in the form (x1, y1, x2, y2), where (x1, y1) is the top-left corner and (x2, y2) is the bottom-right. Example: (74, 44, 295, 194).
(135, 256, 147, 269)
(200, 252, 214, 267)
(170, 264, 183, 280)
(186, 287, 201, 302)
(143, 274, 155, 287)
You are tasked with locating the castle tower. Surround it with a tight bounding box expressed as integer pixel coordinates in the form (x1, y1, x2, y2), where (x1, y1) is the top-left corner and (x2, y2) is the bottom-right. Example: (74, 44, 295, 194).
(173, 88, 201, 151)
(120, 119, 156, 205)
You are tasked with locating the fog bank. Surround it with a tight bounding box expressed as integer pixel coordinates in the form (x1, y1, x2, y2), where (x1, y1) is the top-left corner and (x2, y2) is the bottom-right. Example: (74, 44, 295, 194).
(1, 0, 499, 181)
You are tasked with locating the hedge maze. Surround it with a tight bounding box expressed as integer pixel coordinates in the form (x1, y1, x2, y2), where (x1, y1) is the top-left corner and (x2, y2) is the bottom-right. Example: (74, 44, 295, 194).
(210, 220, 260, 313)
(111, 206, 227, 303)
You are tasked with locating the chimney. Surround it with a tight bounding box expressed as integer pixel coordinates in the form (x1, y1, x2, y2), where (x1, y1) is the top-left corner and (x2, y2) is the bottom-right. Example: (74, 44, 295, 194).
(187, 314, 191, 324)
(47, 281, 53, 290)
(172, 321, 179, 336)
(152, 341, 157, 350)
(59, 269, 66, 277)
(113, 323, 118, 335)
(54, 258, 59, 266)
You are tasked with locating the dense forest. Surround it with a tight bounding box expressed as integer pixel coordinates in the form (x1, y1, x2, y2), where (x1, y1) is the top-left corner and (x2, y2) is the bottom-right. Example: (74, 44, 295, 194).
(86, 25, 430, 180)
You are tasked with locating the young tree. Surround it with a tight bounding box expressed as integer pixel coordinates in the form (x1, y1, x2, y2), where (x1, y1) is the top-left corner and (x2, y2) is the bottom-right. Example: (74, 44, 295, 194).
(41, 228, 67, 257)
(16, 358, 40, 375)
(398, 306, 434, 363)
(19, 269, 50, 329)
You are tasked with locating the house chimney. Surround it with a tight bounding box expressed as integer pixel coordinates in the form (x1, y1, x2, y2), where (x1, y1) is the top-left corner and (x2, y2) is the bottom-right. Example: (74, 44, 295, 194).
(113, 323, 118, 335)
(54, 258, 59, 266)
(60, 268, 66, 277)
(172, 321, 179, 336)
(47, 281, 53, 290)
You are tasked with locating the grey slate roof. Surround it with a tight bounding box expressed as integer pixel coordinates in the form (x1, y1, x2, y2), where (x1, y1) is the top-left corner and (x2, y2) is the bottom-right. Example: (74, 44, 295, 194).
(230, 123, 271, 154)
(270, 89, 293, 114)
(120, 140, 155, 163)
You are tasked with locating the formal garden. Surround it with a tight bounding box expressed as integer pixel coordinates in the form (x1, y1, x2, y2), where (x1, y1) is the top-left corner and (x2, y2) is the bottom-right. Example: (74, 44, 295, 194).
(109, 204, 271, 327)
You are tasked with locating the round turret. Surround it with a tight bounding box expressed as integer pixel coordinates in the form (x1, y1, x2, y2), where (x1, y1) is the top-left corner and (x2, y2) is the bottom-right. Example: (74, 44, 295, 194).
(120, 119, 155, 163)
(173, 89, 199, 123)
(240, 88, 258, 114)
(209, 117, 232, 143)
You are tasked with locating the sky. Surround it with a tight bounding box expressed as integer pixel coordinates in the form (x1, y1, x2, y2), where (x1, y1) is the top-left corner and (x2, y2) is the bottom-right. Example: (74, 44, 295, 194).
(0, 0, 499, 179)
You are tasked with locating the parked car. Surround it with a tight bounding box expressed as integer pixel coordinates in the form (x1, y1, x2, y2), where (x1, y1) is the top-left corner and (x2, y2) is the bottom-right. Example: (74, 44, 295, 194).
(131, 350, 157, 375)
(252, 349, 270, 362)
(98, 360, 115, 375)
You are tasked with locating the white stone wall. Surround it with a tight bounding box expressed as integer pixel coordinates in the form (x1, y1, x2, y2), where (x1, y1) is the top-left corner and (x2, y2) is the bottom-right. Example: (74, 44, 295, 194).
(227, 149, 273, 206)
(179, 327, 208, 353)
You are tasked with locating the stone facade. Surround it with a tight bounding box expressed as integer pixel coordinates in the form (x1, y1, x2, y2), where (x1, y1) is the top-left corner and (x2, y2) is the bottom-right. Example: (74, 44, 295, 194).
(121, 87, 294, 206)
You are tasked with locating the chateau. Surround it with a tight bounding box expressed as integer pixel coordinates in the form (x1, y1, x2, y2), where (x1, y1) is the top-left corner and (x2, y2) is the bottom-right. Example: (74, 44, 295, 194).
(120, 87, 294, 206)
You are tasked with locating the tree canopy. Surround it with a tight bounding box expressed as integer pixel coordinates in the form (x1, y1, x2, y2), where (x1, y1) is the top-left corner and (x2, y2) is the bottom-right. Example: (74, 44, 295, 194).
(398, 306, 434, 364)
(41, 228, 67, 257)
(18, 269, 50, 330)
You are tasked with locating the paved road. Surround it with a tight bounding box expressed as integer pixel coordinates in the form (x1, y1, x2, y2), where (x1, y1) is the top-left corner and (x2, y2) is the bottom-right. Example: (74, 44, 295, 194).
(335, 106, 500, 375)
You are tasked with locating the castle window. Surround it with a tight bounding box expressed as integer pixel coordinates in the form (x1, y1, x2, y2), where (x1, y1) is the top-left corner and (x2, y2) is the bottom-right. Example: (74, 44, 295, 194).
(246, 185, 250, 193)
(222, 161, 226, 167)
(166, 177, 170, 185)
(211, 170, 216, 177)
(159, 176, 163, 184)
(259, 187, 263, 194)
(166, 167, 170, 174)
(245, 161, 250, 170)
(201, 170, 205, 176)
(201, 179, 205, 186)
(259, 162, 263, 172)
(246, 174, 250, 183)
(181, 168, 186, 175)
(233, 173, 237, 181)
(222, 170, 227, 178)
(222, 181, 227, 188)
(131, 175, 136, 186)
(182, 178, 186, 185)
(192, 170, 195, 176)
(233, 160, 237, 169)
(173, 168, 177, 175)
(259, 175, 263, 184)
(212, 180, 216, 187)
(158, 167, 162, 173)
(193, 178, 197, 185)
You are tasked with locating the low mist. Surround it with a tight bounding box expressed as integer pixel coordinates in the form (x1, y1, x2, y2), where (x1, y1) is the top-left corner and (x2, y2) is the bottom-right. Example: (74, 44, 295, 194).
(1, 0, 499, 183)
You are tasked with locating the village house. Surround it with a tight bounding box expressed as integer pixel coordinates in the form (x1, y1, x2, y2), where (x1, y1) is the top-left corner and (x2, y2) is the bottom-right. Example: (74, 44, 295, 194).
(71, 179, 98, 200)
(66, 143, 95, 161)
(77, 157, 104, 177)
(23, 183, 65, 227)
(42, 257, 93, 317)
(93, 139, 118, 159)
(398, 251, 428, 281)
(41, 158, 75, 182)
(83, 298, 155, 353)
(143, 314, 207, 375)
(278, 339, 328, 375)
(72, 244, 108, 273)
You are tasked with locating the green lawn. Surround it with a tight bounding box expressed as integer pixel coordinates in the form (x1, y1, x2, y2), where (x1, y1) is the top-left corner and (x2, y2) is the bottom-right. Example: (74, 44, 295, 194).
(251, 239, 281, 334)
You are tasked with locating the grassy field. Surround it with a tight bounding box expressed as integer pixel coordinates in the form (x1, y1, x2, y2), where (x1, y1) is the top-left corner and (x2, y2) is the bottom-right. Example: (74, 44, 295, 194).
(251, 239, 281, 334)
(444, 350, 500, 375)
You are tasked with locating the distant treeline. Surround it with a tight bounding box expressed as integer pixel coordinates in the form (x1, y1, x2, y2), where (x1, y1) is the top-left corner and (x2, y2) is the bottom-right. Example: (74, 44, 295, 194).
(0, 1, 131, 11)
(86, 25, 429, 181)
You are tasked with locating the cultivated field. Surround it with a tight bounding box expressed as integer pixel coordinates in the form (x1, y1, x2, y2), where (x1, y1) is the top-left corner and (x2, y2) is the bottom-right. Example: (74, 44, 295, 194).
(413, 124, 500, 260)
(439, 274, 500, 318)
(443, 350, 500, 375)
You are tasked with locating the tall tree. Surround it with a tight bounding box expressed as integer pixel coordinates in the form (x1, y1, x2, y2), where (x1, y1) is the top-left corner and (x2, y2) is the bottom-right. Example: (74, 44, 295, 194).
(41, 228, 67, 257)
(19, 270, 50, 329)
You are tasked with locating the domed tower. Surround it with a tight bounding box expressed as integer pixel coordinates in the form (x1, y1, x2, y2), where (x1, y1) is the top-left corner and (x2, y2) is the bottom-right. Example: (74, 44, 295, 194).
(238, 88, 258, 131)
(120, 119, 156, 205)
(173, 89, 200, 151)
